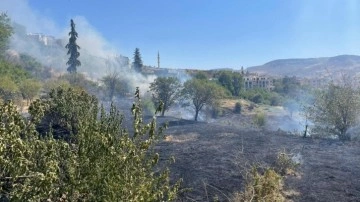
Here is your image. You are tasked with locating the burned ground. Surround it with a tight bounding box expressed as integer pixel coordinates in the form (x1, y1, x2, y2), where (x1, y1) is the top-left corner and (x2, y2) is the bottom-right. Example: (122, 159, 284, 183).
(153, 117, 360, 201)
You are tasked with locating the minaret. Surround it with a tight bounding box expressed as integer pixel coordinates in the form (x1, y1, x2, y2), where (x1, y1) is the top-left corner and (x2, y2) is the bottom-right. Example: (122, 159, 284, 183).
(157, 51, 160, 68)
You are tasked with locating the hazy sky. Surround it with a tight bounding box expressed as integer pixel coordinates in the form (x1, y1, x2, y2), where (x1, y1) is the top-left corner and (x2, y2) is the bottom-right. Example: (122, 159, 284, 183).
(2, 0, 360, 69)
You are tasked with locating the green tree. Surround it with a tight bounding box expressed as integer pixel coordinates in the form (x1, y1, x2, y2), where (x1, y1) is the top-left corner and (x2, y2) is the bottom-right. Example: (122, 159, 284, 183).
(0, 13, 13, 56)
(182, 79, 225, 121)
(65, 19, 81, 73)
(132, 48, 143, 73)
(149, 77, 182, 116)
(217, 70, 244, 96)
(307, 82, 360, 141)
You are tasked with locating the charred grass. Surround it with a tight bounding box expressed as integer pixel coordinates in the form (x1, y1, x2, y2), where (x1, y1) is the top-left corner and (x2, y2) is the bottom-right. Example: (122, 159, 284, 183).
(155, 118, 360, 201)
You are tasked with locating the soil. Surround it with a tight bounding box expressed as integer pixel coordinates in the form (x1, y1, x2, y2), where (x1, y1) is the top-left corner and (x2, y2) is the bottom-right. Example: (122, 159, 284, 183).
(153, 114, 360, 202)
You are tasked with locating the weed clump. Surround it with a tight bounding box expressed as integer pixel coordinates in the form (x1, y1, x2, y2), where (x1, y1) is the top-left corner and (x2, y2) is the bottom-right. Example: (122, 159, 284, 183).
(233, 166, 285, 202)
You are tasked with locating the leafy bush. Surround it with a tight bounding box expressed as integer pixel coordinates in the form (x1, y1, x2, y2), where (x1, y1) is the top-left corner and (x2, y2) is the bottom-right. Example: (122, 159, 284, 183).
(233, 167, 285, 202)
(234, 102, 242, 114)
(270, 94, 283, 106)
(31, 86, 99, 142)
(274, 150, 300, 176)
(211, 106, 224, 118)
(251, 94, 263, 104)
(0, 87, 180, 201)
(253, 112, 266, 127)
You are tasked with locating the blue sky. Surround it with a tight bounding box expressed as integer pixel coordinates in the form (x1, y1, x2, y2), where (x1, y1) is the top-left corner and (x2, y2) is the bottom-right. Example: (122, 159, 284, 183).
(2, 0, 360, 69)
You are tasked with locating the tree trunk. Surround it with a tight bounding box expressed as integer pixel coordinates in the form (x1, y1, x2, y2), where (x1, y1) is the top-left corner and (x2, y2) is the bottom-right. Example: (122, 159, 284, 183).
(161, 109, 165, 116)
(194, 109, 199, 121)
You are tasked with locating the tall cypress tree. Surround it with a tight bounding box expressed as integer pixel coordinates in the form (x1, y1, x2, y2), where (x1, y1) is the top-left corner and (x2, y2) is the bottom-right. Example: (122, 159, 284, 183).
(65, 19, 81, 73)
(132, 48, 143, 73)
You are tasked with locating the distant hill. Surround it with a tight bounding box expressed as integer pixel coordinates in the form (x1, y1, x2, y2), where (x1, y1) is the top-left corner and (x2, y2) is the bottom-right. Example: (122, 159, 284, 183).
(247, 55, 360, 78)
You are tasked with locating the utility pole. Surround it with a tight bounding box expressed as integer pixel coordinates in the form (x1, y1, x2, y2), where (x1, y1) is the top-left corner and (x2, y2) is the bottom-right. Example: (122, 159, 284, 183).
(157, 51, 160, 68)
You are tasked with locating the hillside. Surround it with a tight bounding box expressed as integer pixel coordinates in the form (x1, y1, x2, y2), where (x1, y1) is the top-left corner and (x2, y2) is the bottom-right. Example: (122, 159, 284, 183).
(247, 55, 360, 78)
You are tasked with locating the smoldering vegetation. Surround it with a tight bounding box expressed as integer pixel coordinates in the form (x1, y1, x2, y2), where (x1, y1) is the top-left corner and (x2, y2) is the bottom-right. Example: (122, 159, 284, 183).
(2, 1, 360, 200)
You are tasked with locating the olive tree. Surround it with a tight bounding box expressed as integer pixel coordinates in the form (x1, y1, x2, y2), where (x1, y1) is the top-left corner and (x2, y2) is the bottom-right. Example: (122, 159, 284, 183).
(182, 78, 225, 121)
(149, 77, 182, 116)
(307, 82, 360, 141)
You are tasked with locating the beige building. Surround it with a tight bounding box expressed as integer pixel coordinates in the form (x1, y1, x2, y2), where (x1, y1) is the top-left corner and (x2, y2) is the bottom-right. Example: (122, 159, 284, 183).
(244, 74, 273, 90)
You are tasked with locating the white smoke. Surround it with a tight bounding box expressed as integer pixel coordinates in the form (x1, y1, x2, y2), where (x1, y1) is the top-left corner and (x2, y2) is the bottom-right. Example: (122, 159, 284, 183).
(0, 0, 159, 94)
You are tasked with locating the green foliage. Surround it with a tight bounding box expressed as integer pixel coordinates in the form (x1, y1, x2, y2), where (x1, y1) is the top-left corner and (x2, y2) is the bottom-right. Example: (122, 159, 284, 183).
(65, 19, 81, 73)
(30, 87, 99, 142)
(142, 96, 156, 115)
(234, 102, 242, 114)
(101, 71, 128, 100)
(210, 105, 223, 119)
(193, 71, 208, 80)
(216, 70, 244, 96)
(251, 94, 263, 104)
(253, 111, 266, 128)
(149, 76, 182, 116)
(0, 75, 19, 100)
(182, 78, 226, 121)
(233, 167, 285, 202)
(0, 59, 30, 84)
(273, 76, 301, 97)
(241, 88, 280, 105)
(19, 54, 51, 79)
(1, 87, 180, 201)
(269, 94, 283, 106)
(19, 79, 41, 103)
(42, 79, 71, 94)
(307, 82, 360, 141)
(0, 13, 13, 56)
(60, 73, 99, 95)
(274, 151, 299, 176)
(132, 48, 143, 73)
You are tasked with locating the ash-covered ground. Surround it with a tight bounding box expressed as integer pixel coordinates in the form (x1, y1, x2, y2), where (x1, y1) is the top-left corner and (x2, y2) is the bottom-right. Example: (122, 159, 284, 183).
(113, 99, 360, 201)
(152, 114, 360, 202)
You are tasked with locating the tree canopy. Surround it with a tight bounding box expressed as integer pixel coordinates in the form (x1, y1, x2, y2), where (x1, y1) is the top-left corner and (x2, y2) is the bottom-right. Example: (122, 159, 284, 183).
(307, 82, 360, 141)
(149, 77, 182, 116)
(132, 48, 143, 73)
(217, 70, 244, 97)
(182, 78, 225, 121)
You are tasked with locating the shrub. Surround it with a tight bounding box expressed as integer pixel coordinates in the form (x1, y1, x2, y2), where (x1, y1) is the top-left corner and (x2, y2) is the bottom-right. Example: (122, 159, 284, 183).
(251, 94, 263, 104)
(253, 112, 266, 127)
(30, 86, 99, 142)
(211, 106, 223, 118)
(233, 167, 285, 202)
(234, 102, 242, 114)
(1, 87, 180, 201)
(270, 95, 283, 106)
(274, 150, 300, 176)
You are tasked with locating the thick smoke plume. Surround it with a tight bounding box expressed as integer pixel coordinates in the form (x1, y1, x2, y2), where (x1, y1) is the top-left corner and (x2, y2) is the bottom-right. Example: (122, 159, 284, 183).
(1, 0, 156, 94)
